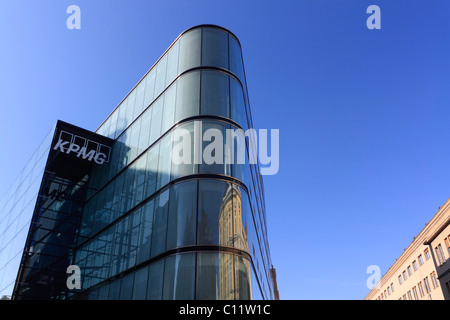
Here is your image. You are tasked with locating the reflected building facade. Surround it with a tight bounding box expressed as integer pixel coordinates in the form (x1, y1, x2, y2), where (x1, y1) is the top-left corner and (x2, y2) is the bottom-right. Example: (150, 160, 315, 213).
(9, 25, 276, 300)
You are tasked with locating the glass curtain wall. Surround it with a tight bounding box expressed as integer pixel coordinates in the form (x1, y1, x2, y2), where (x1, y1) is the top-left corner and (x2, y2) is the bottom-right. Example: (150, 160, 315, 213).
(73, 25, 273, 300)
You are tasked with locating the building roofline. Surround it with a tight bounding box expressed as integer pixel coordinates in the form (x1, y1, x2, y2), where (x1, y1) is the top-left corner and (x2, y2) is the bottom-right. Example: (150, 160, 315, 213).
(365, 197, 450, 299)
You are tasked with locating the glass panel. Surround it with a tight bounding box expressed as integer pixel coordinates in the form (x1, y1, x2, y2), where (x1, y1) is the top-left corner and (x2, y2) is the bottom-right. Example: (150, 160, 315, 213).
(157, 132, 173, 190)
(166, 40, 180, 86)
(134, 78, 146, 119)
(201, 71, 230, 118)
(108, 279, 121, 300)
(128, 210, 140, 268)
(133, 266, 149, 300)
(133, 154, 147, 207)
(101, 117, 111, 139)
(235, 255, 252, 300)
(116, 101, 128, 135)
(202, 28, 229, 69)
(122, 165, 135, 213)
(116, 133, 127, 173)
(237, 187, 250, 253)
(143, 70, 156, 109)
(171, 122, 197, 180)
(98, 285, 109, 300)
(178, 29, 201, 73)
(126, 91, 136, 127)
(108, 108, 119, 139)
(166, 180, 197, 250)
(196, 252, 234, 300)
(147, 259, 164, 300)
(120, 273, 134, 300)
(149, 98, 163, 146)
(151, 190, 169, 257)
(175, 71, 200, 122)
(162, 83, 176, 134)
(230, 77, 247, 130)
(200, 121, 231, 176)
(144, 143, 159, 198)
(138, 107, 152, 152)
(137, 199, 154, 265)
(112, 172, 125, 222)
(163, 253, 195, 300)
(128, 116, 141, 162)
(197, 179, 233, 246)
(118, 215, 130, 274)
(154, 55, 167, 98)
(229, 35, 245, 82)
(250, 267, 263, 300)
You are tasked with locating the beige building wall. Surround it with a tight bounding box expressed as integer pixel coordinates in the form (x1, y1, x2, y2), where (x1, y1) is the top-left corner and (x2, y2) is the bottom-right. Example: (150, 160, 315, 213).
(365, 198, 450, 300)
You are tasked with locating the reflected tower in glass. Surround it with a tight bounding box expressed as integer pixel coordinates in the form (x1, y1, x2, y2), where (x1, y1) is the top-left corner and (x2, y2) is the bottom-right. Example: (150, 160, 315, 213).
(10, 25, 276, 300)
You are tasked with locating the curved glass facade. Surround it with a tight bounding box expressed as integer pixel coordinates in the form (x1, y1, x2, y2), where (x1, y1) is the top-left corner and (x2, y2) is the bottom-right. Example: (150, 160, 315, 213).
(8, 25, 273, 300)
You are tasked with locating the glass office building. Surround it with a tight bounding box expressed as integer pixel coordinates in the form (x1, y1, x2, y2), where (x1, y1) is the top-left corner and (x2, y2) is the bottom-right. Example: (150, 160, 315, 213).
(7, 25, 275, 300)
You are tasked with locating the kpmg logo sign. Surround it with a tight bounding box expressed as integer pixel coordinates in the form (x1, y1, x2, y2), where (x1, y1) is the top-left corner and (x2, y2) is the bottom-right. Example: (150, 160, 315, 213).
(53, 130, 111, 165)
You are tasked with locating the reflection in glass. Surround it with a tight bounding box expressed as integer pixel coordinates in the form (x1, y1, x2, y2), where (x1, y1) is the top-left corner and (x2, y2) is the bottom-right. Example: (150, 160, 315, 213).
(145, 143, 159, 198)
(147, 259, 164, 300)
(197, 179, 233, 246)
(163, 253, 195, 300)
(119, 272, 134, 300)
(157, 132, 173, 190)
(137, 199, 154, 264)
(151, 190, 169, 257)
(167, 180, 197, 250)
(132, 266, 149, 300)
(235, 255, 252, 300)
(197, 252, 234, 300)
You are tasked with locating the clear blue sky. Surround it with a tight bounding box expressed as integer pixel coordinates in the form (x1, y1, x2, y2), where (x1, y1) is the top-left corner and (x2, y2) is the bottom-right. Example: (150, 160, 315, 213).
(1, 0, 449, 300)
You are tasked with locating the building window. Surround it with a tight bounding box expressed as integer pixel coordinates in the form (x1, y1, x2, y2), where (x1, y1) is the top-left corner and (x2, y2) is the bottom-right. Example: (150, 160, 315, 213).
(424, 277, 431, 294)
(398, 275, 403, 284)
(407, 265, 412, 276)
(412, 260, 418, 271)
(403, 294, 407, 300)
(387, 286, 391, 295)
(424, 248, 431, 260)
(435, 244, 446, 265)
(418, 254, 424, 265)
(418, 281, 425, 297)
(412, 286, 419, 300)
(407, 290, 412, 300)
(445, 237, 450, 255)
(391, 283, 395, 292)
(402, 270, 408, 281)
(430, 272, 439, 289)
(384, 290, 387, 298)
